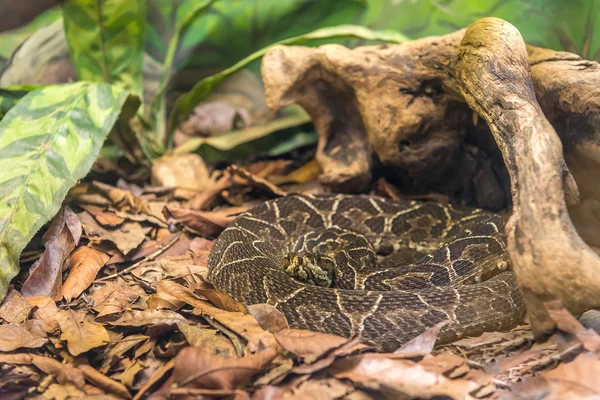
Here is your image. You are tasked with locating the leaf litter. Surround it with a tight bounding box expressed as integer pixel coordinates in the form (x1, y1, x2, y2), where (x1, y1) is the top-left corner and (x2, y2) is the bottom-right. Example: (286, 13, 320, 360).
(3, 155, 600, 399)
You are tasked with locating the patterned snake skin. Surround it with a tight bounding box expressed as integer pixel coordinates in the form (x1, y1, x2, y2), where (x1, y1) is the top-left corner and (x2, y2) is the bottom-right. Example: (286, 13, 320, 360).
(208, 194, 525, 351)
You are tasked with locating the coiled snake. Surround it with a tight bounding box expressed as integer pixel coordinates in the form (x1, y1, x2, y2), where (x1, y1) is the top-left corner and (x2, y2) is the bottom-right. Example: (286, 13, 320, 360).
(208, 194, 525, 351)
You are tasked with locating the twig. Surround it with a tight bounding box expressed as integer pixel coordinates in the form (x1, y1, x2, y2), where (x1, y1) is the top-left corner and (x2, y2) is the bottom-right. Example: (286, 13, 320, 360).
(94, 234, 180, 282)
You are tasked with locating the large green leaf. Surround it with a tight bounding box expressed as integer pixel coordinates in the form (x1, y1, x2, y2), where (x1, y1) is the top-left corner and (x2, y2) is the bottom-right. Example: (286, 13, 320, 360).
(0, 86, 38, 120)
(166, 24, 408, 147)
(63, 0, 146, 97)
(0, 82, 137, 300)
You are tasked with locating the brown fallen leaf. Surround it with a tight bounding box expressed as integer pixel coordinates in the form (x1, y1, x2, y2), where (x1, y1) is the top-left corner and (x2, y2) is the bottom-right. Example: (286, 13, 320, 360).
(163, 280, 277, 351)
(147, 280, 187, 311)
(274, 329, 350, 363)
(91, 181, 150, 214)
(0, 353, 84, 386)
(99, 334, 148, 374)
(57, 310, 110, 356)
(42, 383, 87, 399)
(80, 204, 125, 227)
(247, 304, 289, 333)
(187, 170, 234, 210)
(62, 246, 111, 302)
(0, 289, 32, 323)
(25, 296, 60, 333)
(0, 320, 48, 351)
(132, 359, 174, 400)
(78, 364, 132, 399)
(173, 347, 277, 390)
(330, 353, 480, 399)
(151, 153, 211, 199)
(163, 205, 246, 238)
(177, 324, 236, 357)
(21, 206, 81, 299)
(269, 159, 322, 186)
(91, 282, 140, 322)
(394, 321, 449, 357)
(230, 164, 288, 197)
(109, 309, 191, 327)
(545, 300, 600, 353)
(78, 210, 146, 255)
(195, 287, 247, 313)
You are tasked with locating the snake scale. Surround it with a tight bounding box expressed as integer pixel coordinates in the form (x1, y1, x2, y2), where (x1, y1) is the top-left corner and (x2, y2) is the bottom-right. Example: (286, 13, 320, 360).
(208, 194, 525, 351)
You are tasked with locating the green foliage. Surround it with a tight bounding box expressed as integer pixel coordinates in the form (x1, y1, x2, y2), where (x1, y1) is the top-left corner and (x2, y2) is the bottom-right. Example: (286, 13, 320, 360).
(0, 82, 137, 299)
(63, 0, 146, 97)
(174, 106, 314, 163)
(363, 0, 600, 62)
(167, 24, 408, 147)
(0, 86, 37, 119)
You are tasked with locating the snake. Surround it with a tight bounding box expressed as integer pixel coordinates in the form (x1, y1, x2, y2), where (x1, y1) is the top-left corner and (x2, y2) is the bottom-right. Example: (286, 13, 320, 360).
(208, 194, 525, 352)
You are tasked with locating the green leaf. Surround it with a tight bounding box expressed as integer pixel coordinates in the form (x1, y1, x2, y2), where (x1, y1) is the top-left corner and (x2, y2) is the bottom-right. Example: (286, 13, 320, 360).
(0, 82, 138, 300)
(174, 106, 314, 163)
(0, 86, 38, 120)
(167, 24, 409, 147)
(145, 0, 366, 76)
(63, 0, 146, 98)
(148, 0, 218, 144)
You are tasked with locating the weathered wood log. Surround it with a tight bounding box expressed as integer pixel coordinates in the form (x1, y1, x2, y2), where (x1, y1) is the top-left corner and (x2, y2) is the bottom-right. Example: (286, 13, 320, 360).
(261, 18, 600, 338)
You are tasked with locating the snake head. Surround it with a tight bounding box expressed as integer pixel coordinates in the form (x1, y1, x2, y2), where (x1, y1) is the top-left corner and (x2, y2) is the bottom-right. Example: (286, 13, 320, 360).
(282, 252, 336, 287)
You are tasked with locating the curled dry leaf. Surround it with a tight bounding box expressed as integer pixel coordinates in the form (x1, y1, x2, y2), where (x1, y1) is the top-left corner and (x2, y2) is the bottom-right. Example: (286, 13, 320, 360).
(330, 353, 480, 399)
(0, 320, 48, 351)
(151, 153, 211, 199)
(0, 289, 32, 323)
(109, 309, 191, 327)
(57, 310, 110, 356)
(78, 210, 146, 255)
(62, 246, 110, 302)
(25, 296, 60, 332)
(230, 165, 288, 197)
(195, 287, 247, 313)
(247, 304, 289, 333)
(91, 181, 150, 214)
(99, 334, 148, 374)
(163, 205, 247, 238)
(273, 329, 350, 363)
(21, 206, 81, 299)
(394, 320, 449, 357)
(80, 204, 125, 227)
(78, 364, 132, 399)
(0, 353, 83, 386)
(147, 280, 187, 311)
(172, 347, 277, 390)
(187, 170, 234, 210)
(43, 383, 87, 399)
(177, 324, 236, 358)
(92, 282, 140, 322)
(545, 300, 600, 353)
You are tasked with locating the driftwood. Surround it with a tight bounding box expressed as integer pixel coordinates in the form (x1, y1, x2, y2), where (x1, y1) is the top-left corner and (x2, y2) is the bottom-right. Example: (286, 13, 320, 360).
(261, 18, 600, 339)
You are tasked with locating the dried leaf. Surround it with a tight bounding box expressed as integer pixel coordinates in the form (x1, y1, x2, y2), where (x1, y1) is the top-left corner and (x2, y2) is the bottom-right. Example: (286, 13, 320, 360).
(57, 310, 110, 356)
(545, 300, 600, 353)
(78, 364, 132, 399)
(42, 383, 86, 399)
(78, 210, 146, 255)
(91, 181, 150, 214)
(151, 153, 211, 199)
(177, 324, 236, 357)
(394, 321, 448, 357)
(163, 205, 246, 238)
(109, 309, 191, 327)
(331, 353, 480, 399)
(195, 288, 247, 313)
(247, 304, 289, 333)
(0, 289, 32, 323)
(92, 282, 140, 322)
(0, 353, 82, 386)
(80, 204, 125, 227)
(147, 280, 187, 310)
(21, 207, 81, 299)
(25, 296, 60, 332)
(99, 334, 148, 374)
(230, 165, 288, 197)
(274, 329, 349, 363)
(0, 320, 48, 351)
(62, 246, 110, 301)
(172, 347, 277, 390)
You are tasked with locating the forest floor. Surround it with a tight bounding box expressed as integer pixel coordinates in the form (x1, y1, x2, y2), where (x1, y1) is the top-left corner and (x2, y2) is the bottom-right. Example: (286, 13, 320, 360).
(1, 153, 599, 400)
